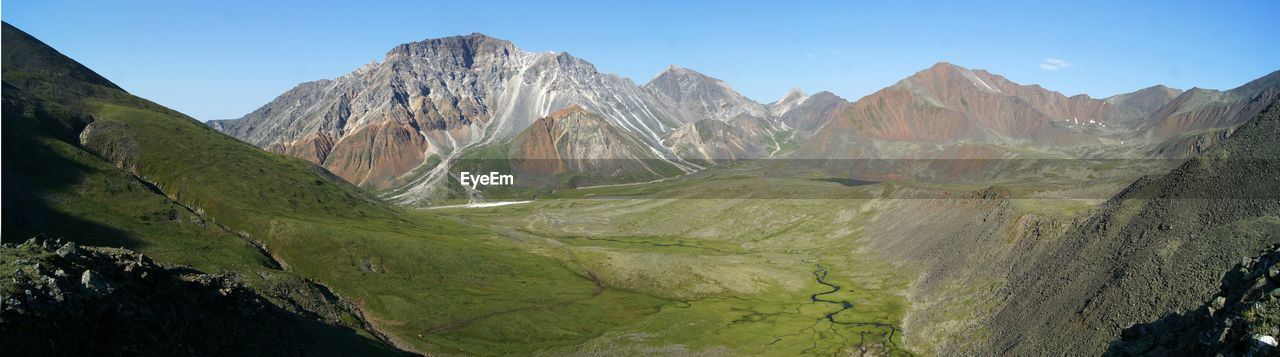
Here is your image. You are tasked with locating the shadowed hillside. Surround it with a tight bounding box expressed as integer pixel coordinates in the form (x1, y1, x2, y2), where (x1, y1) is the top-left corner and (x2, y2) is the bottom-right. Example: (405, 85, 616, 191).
(983, 96, 1280, 355)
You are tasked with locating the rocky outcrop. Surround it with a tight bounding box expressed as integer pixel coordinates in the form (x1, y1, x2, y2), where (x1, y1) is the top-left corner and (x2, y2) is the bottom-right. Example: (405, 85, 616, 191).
(1108, 244, 1280, 356)
(0, 237, 396, 356)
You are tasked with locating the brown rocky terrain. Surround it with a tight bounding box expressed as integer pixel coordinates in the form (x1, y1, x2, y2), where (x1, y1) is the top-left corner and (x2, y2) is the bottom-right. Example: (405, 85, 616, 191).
(1143, 71, 1280, 139)
(799, 62, 1124, 159)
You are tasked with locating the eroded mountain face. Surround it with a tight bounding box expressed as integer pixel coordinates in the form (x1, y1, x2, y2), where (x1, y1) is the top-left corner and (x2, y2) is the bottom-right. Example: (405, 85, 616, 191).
(663, 114, 781, 165)
(210, 32, 1278, 203)
(799, 63, 1117, 159)
(797, 63, 1280, 161)
(506, 105, 679, 182)
(211, 34, 695, 195)
(772, 90, 848, 137)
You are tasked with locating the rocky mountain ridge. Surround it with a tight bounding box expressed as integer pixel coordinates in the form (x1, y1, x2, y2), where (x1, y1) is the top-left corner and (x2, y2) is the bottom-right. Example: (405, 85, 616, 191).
(209, 33, 1280, 204)
(211, 34, 783, 203)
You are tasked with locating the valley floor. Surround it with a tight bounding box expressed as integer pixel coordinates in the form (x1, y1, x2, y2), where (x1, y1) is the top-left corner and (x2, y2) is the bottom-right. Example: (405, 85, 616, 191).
(401, 172, 1131, 355)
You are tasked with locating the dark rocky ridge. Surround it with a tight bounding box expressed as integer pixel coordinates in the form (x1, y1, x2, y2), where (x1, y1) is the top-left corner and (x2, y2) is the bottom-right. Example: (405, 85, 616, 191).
(981, 94, 1280, 355)
(0, 237, 401, 356)
(1108, 243, 1280, 356)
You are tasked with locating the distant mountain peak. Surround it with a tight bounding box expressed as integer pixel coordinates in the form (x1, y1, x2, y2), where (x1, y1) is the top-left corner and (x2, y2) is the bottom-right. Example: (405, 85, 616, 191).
(644, 65, 770, 122)
(926, 61, 960, 70)
(769, 88, 810, 116)
(782, 87, 806, 100)
(384, 32, 518, 62)
(651, 64, 715, 83)
(902, 61, 1006, 94)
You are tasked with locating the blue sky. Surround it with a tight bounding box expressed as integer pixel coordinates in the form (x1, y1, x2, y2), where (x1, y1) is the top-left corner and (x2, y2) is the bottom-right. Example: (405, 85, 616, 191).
(4, 0, 1279, 121)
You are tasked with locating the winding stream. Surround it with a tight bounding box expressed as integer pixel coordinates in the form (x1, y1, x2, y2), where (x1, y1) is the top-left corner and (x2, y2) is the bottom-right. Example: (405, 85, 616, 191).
(809, 264, 911, 355)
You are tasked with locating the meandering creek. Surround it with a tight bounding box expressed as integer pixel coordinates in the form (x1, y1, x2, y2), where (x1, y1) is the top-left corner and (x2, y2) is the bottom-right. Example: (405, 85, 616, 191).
(810, 264, 910, 355)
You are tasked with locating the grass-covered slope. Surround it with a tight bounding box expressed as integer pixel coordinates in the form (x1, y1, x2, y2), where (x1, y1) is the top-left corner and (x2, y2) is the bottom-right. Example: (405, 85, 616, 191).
(0, 22, 688, 354)
(1, 22, 276, 274)
(2, 21, 400, 354)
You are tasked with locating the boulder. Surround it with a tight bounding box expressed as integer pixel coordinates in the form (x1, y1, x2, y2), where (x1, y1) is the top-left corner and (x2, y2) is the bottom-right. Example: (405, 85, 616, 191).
(54, 242, 78, 257)
(80, 270, 112, 295)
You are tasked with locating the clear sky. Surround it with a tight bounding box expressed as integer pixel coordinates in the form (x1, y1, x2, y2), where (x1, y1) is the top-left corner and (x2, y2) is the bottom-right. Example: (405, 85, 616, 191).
(4, 0, 1279, 121)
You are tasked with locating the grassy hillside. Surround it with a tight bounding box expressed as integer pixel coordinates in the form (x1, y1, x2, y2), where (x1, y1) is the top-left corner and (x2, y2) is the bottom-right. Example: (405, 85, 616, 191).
(1, 23, 275, 274)
(0, 22, 710, 355)
(1, 22, 401, 354)
(16, 17, 1271, 356)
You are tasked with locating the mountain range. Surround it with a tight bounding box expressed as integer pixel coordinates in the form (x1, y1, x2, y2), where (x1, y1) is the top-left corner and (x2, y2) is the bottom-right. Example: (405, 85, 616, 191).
(7, 21, 1280, 356)
(210, 33, 1280, 204)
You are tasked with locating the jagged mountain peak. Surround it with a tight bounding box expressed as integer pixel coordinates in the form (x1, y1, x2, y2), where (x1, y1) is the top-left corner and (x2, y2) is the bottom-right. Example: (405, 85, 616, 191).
(777, 88, 807, 103)
(644, 65, 770, 122)
(657, 63, 694, 74)
(384, 32, 518, 63)
(769, 88, 810, 116)
(648, 64, 720, 85)
(1141, 69, 1280, 138)
(213, 32, 710, 199)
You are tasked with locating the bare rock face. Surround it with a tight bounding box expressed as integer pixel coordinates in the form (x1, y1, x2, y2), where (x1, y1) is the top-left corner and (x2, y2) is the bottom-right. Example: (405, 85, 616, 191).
(794, 63, 1279, 161)
(208, 34, 788, 202)
(209, 33, 789, 202)
(210, 34, 769, 201)
(209, 35, 1277, 203)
